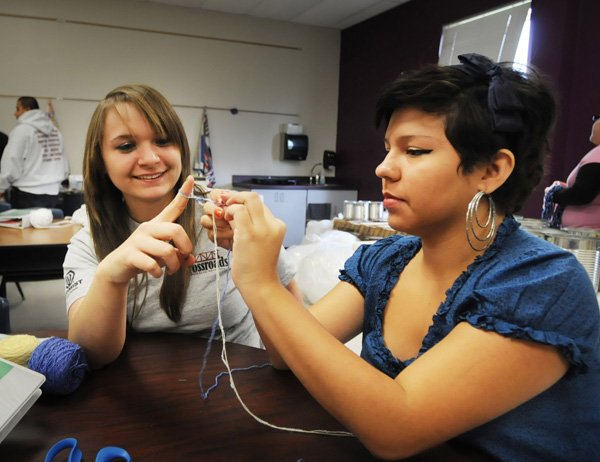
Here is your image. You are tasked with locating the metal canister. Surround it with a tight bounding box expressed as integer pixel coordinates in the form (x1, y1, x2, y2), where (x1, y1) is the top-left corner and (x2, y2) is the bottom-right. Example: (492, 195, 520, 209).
(343, 200, 355, 220)
(353, 200, 371, 222)
(368, 201, 385, 222)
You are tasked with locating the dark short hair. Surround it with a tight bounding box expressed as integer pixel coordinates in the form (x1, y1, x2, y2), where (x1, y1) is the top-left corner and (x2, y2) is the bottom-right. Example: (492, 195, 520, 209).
(17, 96, 39, 110)
(375, 58, 556, 214)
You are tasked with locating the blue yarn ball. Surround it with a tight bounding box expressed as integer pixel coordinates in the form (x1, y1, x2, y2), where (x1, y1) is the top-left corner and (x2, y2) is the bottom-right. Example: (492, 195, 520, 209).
(28, 337, 89, 395)
(542, 184, 565, 229)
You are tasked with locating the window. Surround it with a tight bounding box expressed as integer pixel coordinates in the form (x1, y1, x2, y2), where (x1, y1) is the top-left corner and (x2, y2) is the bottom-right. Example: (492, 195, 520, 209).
(438, 1, 531, 66)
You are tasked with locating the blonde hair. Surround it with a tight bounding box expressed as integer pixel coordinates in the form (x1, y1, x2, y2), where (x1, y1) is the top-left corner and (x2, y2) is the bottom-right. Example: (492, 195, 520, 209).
(83, 84, 196, 322)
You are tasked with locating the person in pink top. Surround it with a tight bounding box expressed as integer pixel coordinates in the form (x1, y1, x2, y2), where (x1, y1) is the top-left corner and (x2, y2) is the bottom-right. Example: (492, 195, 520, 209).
(549, 114, 600, 229)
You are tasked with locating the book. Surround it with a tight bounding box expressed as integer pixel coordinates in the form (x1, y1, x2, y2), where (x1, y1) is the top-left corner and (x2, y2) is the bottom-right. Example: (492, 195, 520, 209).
(0, 209, 35, 229)
(0, 358, 45, 443)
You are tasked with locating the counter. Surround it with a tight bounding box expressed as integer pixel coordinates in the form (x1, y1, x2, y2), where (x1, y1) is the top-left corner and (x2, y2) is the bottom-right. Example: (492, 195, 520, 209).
(232, 175, 357, 190)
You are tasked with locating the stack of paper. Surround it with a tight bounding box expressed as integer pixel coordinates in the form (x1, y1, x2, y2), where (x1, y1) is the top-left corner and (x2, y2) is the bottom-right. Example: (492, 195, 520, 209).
(0, 358, 45, 443)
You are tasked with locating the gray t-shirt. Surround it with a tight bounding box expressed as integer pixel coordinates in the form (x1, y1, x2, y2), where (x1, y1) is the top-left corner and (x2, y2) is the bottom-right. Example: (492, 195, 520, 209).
(63, 221, 295, 348)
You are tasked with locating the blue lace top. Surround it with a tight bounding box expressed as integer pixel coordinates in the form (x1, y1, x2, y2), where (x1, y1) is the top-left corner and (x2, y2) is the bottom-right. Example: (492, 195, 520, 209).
(339, 216, 600, 461)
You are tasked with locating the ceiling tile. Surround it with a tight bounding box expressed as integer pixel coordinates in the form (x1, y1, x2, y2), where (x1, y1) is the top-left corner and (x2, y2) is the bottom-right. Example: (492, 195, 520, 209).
(138, 0, 412, 29)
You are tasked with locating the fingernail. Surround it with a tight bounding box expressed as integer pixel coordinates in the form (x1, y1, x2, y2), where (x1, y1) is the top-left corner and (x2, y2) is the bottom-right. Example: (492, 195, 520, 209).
(214, 208, 224, 219)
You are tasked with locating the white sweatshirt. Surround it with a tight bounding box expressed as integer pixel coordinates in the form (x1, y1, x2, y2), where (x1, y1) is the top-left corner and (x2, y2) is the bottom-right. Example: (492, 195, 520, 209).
(0, 109, 69, 195)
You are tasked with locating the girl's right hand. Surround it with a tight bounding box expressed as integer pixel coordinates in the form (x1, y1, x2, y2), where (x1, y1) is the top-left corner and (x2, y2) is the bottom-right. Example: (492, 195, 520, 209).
(96, 176, 196, 285)
(200, 189, 233, 249)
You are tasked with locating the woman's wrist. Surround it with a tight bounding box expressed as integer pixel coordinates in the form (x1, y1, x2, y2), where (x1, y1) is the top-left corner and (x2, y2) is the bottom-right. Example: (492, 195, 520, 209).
(95, 258, 132, 287)
(238, 276, 285, 305)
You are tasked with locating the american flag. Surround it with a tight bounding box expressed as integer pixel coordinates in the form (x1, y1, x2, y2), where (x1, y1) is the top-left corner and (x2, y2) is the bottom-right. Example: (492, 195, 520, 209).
(46, 99, 59, 128)
(198, 107, 215, 187)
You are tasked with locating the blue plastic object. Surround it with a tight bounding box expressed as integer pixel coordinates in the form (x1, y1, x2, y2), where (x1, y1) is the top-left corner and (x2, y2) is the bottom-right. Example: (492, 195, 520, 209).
(45, 437, 131, 462)
(44, 438, 82, 462)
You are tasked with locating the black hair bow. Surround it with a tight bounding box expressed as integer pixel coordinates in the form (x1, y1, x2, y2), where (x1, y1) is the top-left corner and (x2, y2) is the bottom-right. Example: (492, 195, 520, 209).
(456, 53, 524, 133)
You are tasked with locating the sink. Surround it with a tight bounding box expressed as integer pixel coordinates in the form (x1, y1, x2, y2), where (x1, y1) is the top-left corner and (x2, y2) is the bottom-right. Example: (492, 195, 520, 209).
(232, 175, 352, 190)
(249, 177, 334, 187)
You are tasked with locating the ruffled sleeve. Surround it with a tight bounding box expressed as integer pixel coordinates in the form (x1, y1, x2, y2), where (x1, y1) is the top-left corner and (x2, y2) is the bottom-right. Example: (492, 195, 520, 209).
(338, 242, 371, 295)
(455, 241, 600, 374)
(339, 236, 420, 296)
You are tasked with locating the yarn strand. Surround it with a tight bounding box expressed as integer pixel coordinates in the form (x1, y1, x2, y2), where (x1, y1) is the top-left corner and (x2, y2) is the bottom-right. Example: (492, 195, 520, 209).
(200, 203, 354, 438)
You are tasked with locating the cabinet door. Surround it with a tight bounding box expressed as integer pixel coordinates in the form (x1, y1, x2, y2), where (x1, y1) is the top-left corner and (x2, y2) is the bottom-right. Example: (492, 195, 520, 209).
(306, 190, 358, 219)
(252, 189, 307, 247)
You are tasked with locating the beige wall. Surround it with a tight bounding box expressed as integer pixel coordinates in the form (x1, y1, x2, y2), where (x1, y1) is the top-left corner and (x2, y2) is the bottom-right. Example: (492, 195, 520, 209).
(0, 0, 340, 187)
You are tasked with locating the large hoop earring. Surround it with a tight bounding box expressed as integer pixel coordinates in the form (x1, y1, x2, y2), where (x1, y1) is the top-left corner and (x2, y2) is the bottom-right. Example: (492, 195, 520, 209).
(466, 191, 497, 252)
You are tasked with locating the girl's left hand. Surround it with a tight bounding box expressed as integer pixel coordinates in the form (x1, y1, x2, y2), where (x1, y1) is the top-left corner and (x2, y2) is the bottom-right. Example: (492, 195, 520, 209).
(221, 191, 286, 290)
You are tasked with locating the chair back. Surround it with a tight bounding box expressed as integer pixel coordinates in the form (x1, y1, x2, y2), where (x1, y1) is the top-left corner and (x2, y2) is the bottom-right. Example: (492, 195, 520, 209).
(50, 209, 64, 219)
(0, 297, 10, 333)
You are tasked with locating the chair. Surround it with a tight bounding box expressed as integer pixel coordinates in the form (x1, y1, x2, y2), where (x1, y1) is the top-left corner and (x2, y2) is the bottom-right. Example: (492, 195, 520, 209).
(50, 208, 64, 219)
(59, 191, 84, 217)
(0, 297, 10, 333)
(4, 208, 65, 301)
(306, 203, 332, 221)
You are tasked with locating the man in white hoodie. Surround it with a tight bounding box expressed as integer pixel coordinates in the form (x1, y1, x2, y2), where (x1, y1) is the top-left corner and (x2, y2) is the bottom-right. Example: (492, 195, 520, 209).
(0, 97, 69, 208)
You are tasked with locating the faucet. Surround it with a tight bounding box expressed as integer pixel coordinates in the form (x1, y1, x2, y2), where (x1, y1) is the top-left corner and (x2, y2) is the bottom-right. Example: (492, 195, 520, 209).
(310, 162, 325, 184)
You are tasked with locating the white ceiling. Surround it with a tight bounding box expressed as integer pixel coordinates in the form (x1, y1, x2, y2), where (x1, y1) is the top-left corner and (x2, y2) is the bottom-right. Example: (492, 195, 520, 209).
(137, 0, 412, 29)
